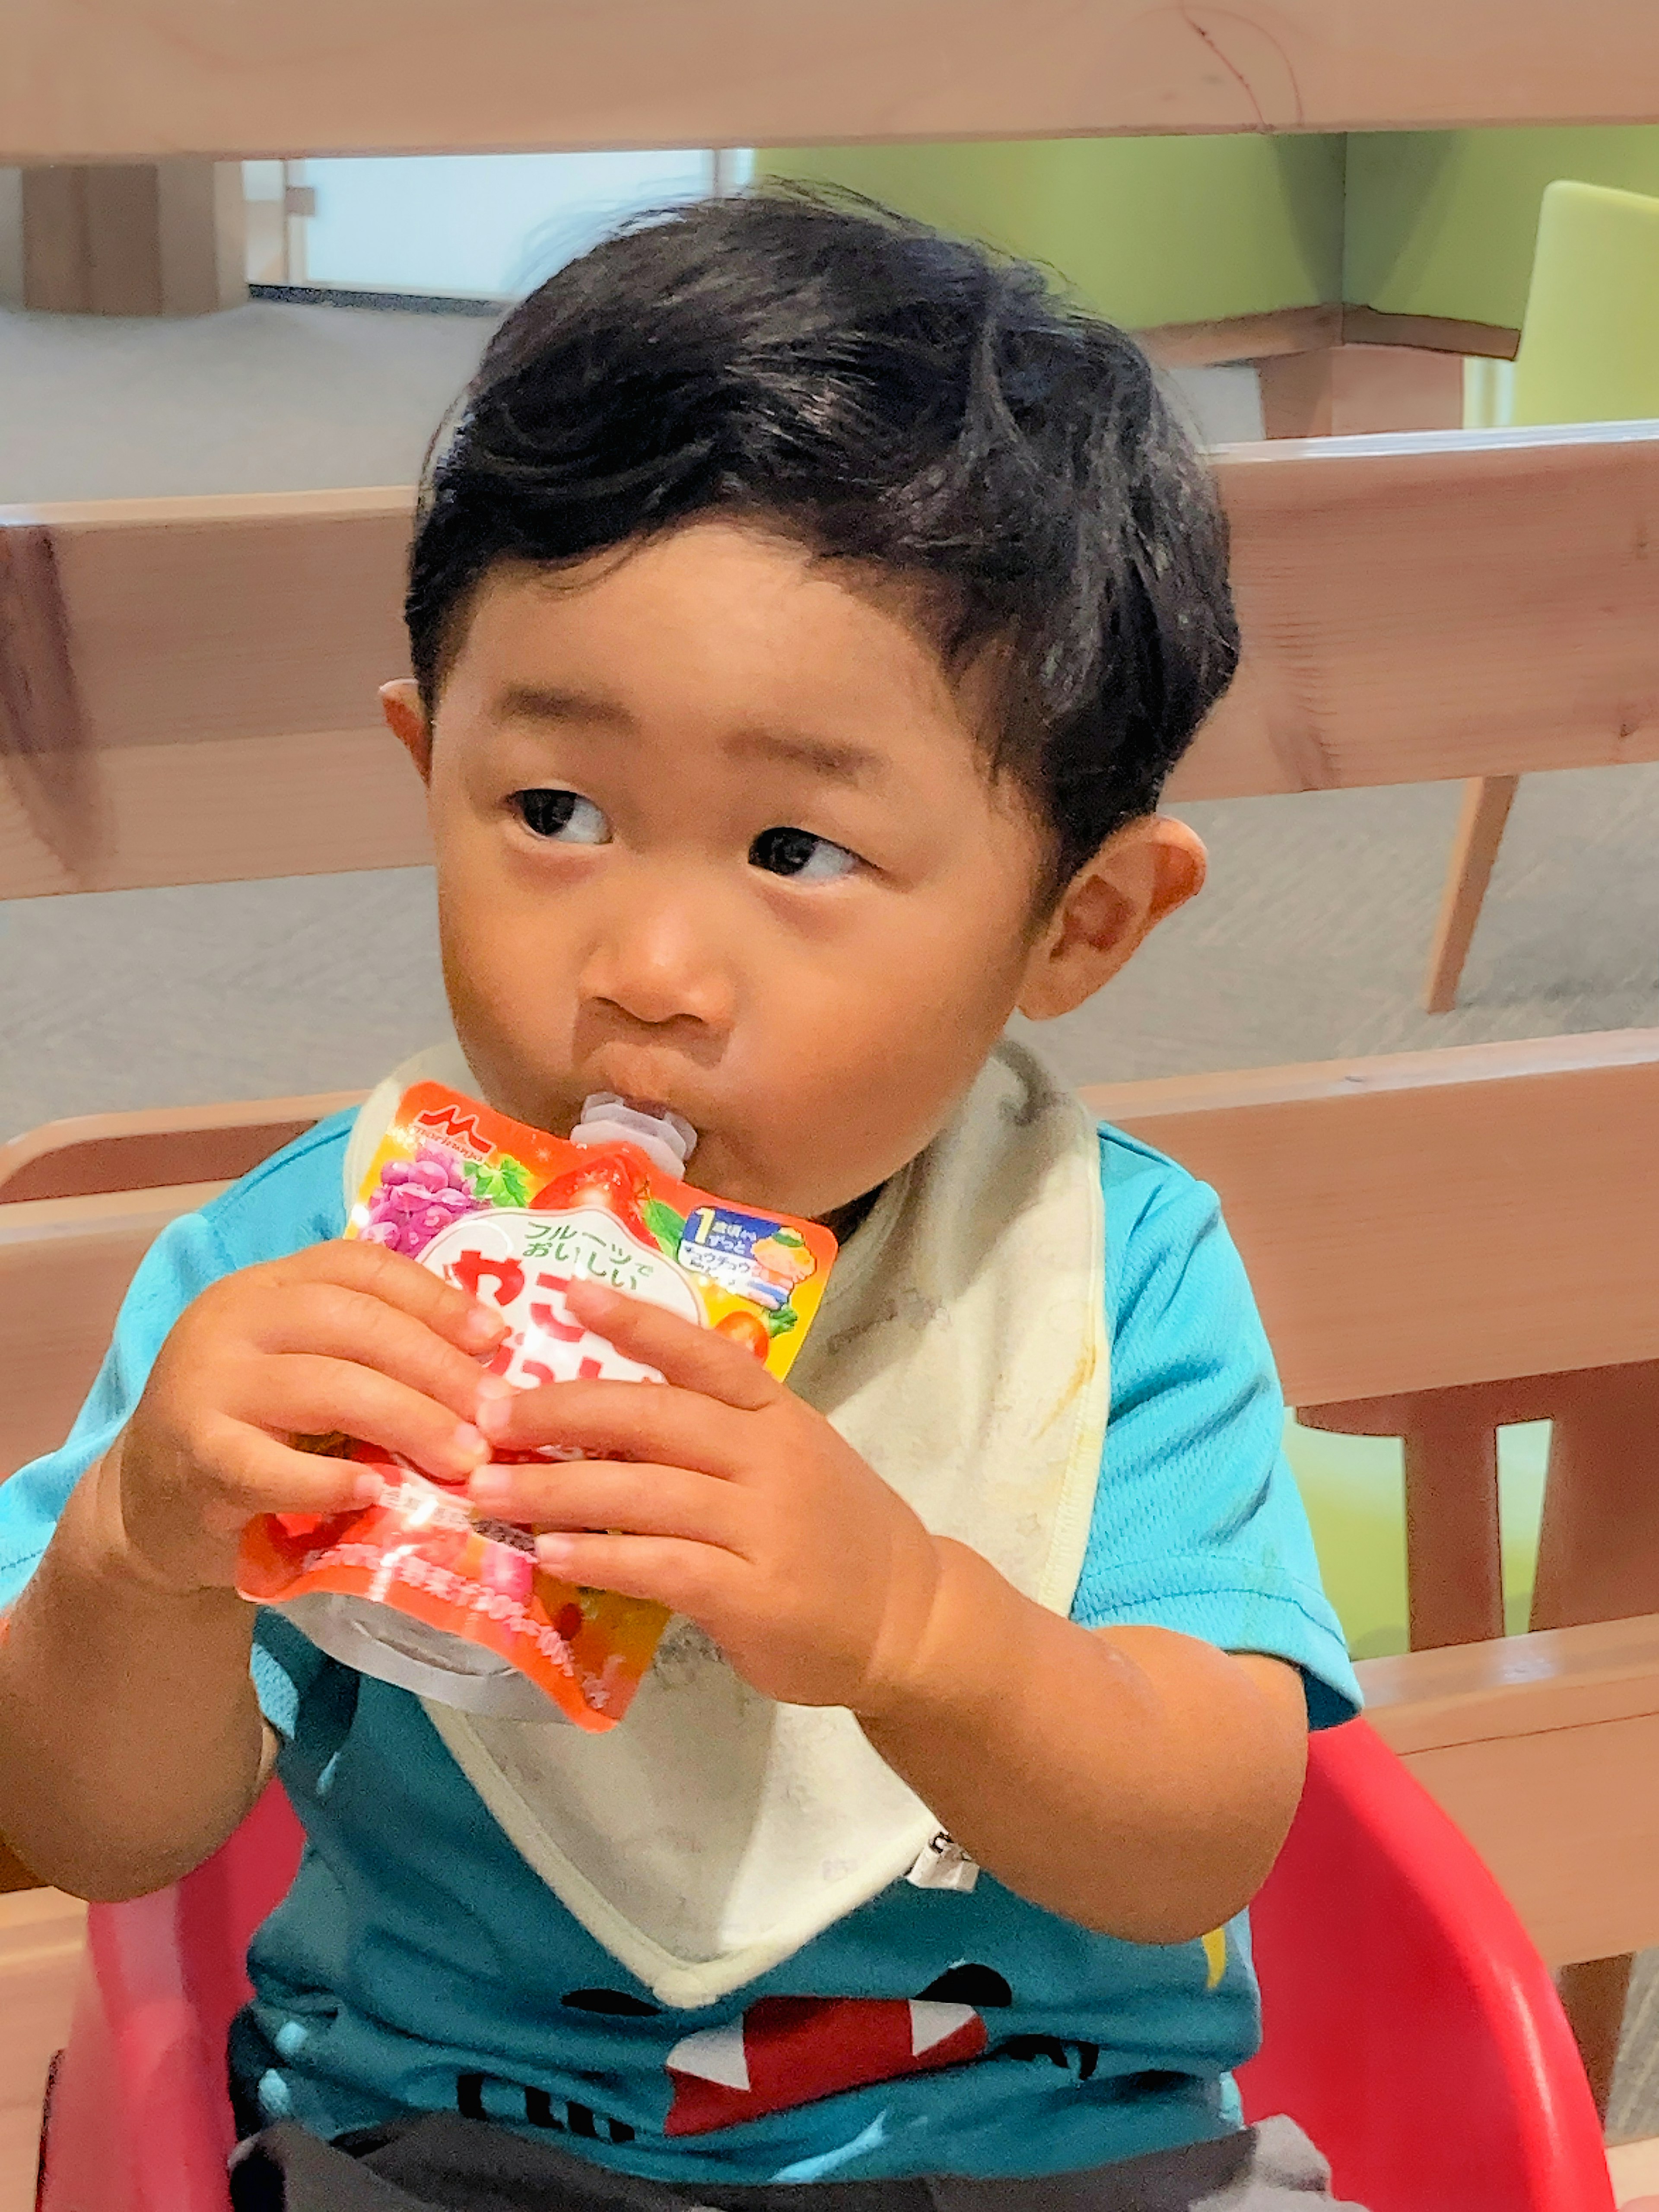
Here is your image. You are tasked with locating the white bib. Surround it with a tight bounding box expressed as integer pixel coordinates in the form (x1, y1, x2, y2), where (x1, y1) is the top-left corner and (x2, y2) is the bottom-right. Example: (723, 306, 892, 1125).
(338, 1038, 1109, 2007)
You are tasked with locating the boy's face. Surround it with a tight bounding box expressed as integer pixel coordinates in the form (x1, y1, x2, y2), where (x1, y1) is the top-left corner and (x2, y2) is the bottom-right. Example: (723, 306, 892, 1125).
(384, 519, 1198, 1222)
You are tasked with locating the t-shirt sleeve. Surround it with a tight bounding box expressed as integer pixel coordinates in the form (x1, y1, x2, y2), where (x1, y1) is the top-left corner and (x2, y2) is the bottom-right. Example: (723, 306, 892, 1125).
(1071, 1131, 1361, 1731)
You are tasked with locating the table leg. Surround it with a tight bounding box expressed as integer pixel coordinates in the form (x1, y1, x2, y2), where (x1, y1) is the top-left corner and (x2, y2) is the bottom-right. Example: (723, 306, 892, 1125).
(1423, 775, 1519, 1014)
(1533, 1363, 1659, 2117)
(1402, 1407, 1504, 1649)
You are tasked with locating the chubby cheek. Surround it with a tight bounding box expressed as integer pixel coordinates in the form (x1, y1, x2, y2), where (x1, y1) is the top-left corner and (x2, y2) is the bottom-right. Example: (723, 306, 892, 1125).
(717, 946, 1022, 1220)
(437, 889, 580, 1120)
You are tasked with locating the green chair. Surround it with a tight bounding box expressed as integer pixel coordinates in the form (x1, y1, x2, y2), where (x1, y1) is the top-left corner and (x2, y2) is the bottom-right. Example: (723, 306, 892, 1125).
(1426, 179, 1659, 1011)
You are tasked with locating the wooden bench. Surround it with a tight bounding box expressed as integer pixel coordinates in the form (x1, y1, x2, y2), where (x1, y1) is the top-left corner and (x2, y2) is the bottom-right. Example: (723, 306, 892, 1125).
(7, 417, 1656, 1059)
(1084, 1030, 1659, 1654)
(0, 1095, 362, 1495)
(0, 1888, 84, 2212)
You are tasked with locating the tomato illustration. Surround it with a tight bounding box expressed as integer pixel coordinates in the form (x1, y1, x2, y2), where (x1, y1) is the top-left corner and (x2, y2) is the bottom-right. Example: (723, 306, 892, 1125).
(715, 1309, 771, 1361)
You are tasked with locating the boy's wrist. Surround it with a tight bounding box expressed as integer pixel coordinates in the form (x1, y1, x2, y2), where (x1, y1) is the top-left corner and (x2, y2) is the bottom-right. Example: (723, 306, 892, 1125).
(855, 1535, 1030, 1734)
(78, 1442, 247, 1620)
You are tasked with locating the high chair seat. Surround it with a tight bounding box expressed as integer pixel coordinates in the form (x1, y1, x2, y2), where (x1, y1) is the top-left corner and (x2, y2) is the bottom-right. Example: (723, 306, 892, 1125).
(34, 1719, 1612, 2212)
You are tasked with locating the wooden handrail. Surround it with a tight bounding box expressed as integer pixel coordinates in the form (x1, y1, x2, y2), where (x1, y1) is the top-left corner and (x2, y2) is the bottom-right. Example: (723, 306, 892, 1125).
(3, 0, 1657, 162)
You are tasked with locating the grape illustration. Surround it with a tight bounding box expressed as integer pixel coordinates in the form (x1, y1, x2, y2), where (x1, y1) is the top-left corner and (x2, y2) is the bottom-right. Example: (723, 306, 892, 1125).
(362, 1143, 486, 1257)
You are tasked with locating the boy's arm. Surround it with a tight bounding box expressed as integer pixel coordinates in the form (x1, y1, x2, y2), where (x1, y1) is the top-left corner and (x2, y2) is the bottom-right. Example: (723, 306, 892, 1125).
(0, 1240, 505, 1902)
(859, 1543, 1307, 1941)
(0, 1438, 270, 1901)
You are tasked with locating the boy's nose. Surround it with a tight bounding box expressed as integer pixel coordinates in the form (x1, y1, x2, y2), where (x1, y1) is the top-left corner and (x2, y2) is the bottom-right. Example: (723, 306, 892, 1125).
(577, 892, 736, 1034)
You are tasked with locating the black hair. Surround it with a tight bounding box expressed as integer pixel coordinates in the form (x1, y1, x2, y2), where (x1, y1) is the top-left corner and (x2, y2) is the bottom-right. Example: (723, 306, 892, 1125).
(406, 186, 1239, 894)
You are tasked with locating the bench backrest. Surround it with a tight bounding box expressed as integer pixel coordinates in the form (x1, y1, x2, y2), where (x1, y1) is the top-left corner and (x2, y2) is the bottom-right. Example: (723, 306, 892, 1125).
(11, 1033, 1659, 1476)
(1081, 1027, 1659, 1410)
(6, 420, 1658, 896)
(3, 0, 1655, 162)
(0, 1094, 362, 1480)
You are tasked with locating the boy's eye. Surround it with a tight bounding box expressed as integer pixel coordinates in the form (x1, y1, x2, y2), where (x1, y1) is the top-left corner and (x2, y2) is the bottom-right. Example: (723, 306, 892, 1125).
(748, 826, 859, 882)
(513, 789, 610, 844)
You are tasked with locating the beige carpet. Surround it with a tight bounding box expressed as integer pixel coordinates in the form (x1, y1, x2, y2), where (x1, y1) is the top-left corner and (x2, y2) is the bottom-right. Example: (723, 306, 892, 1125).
(0, 296, 489, 502)
(8, 763, 1659, 1142)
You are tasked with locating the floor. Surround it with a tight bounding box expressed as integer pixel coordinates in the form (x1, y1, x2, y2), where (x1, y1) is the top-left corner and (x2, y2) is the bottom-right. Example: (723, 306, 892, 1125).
(7, 763, 1659, 1144)
(0, 296, 489, 503)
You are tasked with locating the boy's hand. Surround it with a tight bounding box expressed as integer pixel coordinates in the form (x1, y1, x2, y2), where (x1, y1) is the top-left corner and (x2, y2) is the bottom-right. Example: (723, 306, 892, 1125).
(113, 1242, 505, 1596)
(464, 1280, 945, 1715)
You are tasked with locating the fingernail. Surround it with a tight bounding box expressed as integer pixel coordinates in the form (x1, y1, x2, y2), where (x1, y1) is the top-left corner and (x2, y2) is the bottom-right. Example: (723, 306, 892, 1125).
(536, 1534, 576, 1570)
(464, 1304, 509, 1347)
(475, 1392, 513, 1437)
(352, 1471, 384, 1505)
(451, 1422, 490, 1465)
(468, 1466, 512, 1505)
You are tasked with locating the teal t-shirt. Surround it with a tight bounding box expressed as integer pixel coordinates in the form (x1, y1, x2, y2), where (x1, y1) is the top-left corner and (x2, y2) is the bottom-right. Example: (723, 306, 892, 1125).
(0, 1111, 1359, 2183)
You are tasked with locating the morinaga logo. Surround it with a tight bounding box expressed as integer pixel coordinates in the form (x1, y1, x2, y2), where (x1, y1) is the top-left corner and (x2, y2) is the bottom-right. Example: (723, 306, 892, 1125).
(414, 1104, 489, 1159)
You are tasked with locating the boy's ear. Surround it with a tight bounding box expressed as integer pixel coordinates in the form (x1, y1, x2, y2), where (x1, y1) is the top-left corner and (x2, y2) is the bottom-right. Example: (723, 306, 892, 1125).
(381, 680, 433, 781)
(1017, 816, 1206, 1021)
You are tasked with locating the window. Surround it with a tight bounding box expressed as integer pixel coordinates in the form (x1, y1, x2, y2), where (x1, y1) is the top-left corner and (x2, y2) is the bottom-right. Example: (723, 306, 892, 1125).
(251, 150, 754, 301)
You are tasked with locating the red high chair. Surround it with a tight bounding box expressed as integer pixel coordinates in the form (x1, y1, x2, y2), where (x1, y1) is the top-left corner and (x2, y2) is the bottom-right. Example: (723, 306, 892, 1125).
(34, 1720, 1615, 2212)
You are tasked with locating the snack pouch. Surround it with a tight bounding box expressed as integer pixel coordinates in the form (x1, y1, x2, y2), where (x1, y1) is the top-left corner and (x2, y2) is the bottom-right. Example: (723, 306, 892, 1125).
(236, 1084, 837, 1730)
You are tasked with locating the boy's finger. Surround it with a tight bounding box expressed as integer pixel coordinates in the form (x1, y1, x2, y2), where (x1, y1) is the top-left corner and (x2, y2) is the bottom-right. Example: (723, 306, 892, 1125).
(243, 1354, 490, 1487)
(277, 1240, 509, 1357)
(203, 1418, 388, 1528)
(529, 1529, 732, 1620)
(255, 1282, 502, 1424)
(466, 1458, 744, 1549)
(559, 1281, 779, 1410)
(471, 1376, 751, 1472)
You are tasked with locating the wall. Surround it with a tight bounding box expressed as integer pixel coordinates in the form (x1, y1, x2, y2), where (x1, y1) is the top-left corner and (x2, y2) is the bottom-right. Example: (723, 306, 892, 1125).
(755, 135, 1347, 329)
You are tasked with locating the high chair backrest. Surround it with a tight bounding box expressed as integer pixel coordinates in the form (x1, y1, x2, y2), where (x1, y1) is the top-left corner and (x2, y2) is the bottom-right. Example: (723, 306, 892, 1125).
(36, 1783, 305, 2212)
(1237, 1720, 1611, 2211)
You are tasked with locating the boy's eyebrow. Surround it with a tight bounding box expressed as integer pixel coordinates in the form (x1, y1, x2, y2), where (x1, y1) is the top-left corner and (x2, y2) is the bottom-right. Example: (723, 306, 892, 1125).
(491, 683, 635, 732)
(491, 687, 887, 788)
(724, 728, 887, 786)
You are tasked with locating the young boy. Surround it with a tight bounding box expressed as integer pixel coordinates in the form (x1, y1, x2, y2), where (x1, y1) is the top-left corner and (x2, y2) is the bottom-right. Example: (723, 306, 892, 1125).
(0, 192, 1364, 2211)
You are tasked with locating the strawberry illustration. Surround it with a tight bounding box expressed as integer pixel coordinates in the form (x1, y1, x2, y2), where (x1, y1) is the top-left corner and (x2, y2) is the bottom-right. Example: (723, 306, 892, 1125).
(531, 1150, 655, 1245)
